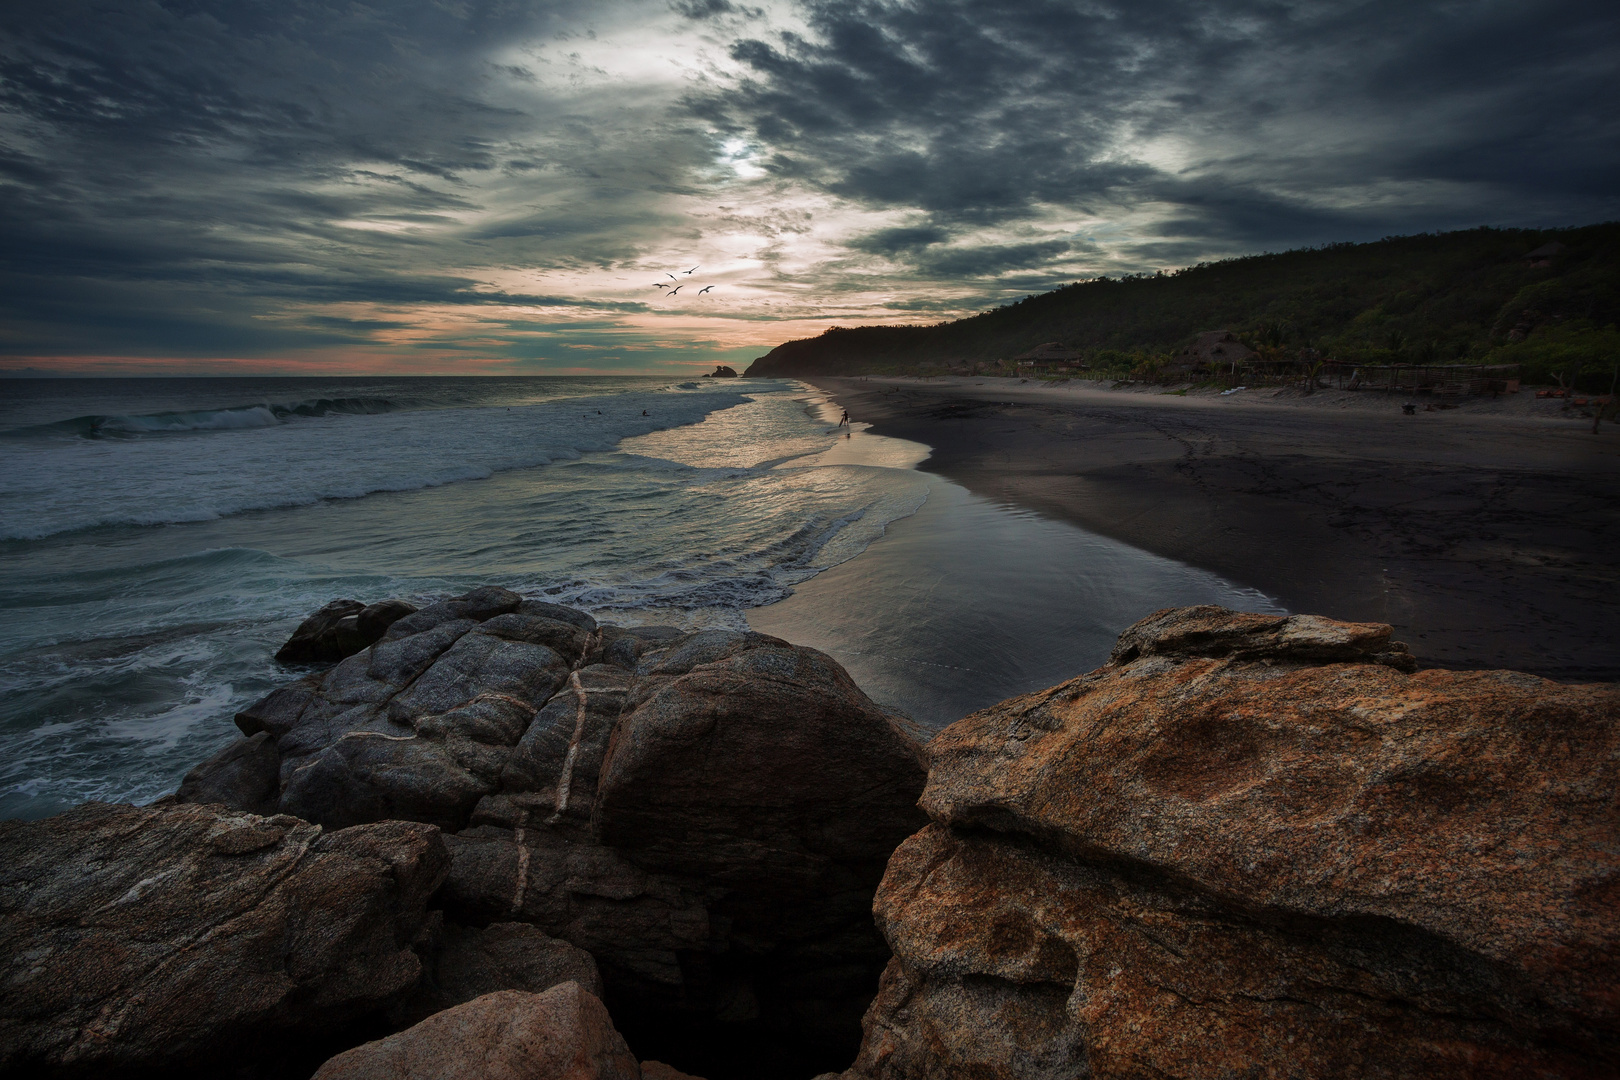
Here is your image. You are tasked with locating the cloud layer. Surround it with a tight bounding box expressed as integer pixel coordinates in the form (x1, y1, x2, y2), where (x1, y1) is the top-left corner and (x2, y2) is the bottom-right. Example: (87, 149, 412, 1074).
(1, 0, 1614, 372)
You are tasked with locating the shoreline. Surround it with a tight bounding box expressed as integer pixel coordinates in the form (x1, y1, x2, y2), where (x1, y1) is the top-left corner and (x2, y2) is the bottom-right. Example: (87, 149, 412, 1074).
(805, 375, 1620, 680)
(747, 388, 1281, 727)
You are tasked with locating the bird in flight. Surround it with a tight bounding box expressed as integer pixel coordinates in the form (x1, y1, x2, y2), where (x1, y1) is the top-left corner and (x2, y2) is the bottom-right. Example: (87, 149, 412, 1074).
(669, 285, 683, 295)
(698, 285, 714, 294)
(652, 282, 669, 288)
(684, 266, 699, 275)
(666, 273, 677, 280)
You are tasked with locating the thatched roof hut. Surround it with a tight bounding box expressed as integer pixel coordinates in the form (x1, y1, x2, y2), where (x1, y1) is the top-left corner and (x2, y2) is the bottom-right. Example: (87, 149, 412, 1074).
(1012, 342, 1085, 365)
(1167, 330, 1255, 374)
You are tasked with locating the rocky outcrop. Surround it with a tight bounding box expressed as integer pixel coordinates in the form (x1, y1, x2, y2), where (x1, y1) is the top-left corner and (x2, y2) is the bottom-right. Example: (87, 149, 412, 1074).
(225, 587, 587, 831)
(276, 597, 418, 664)
(843, 606, 1620, 1079)
(313, 984, 641, 1080)
(16, 596, 1616, 1079)
(178, 588, 929, 1074)
(0, 801, 447, 1077)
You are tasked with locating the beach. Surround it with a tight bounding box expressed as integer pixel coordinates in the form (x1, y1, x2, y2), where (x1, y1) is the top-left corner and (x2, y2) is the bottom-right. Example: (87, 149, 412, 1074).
(0, 377, 934, 818)
(746, 394, 1279, 726)
(806, 376, 1620, 680)
(4, 373, 1612, 821)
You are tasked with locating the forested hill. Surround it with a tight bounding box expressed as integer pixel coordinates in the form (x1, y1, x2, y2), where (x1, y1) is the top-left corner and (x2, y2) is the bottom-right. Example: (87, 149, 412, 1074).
(742, 223, 1620, 387)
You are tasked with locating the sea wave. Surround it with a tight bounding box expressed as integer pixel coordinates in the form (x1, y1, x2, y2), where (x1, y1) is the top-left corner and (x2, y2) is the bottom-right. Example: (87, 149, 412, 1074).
(0, 386, 755, 540)
(17, 396, 408, 439)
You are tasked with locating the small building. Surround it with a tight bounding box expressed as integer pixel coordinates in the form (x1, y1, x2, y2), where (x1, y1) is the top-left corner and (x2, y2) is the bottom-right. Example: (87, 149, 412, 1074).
(1523, 242, 1567, 268)
(1012, 342, 1086, 368)
(1164, 330, 1255, 377)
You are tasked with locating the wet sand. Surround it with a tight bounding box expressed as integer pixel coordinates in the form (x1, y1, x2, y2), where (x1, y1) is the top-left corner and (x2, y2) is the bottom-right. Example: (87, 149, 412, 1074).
(808, 377, 1620, 680)
(747, 392, 1280, 728)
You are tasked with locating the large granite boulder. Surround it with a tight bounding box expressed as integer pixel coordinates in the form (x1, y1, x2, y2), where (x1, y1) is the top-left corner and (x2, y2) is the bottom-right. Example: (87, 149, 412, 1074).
(0, 801, 447, 1078)
(843, 606, 1620, 1079)
(439, 631, 929, 1069)
(313, 984, 641, 1080)
(180, 589, 930, 1075)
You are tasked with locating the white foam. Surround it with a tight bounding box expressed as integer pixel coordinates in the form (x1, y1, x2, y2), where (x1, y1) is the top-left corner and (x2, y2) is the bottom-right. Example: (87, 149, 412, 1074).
(0, 386, 751, 540)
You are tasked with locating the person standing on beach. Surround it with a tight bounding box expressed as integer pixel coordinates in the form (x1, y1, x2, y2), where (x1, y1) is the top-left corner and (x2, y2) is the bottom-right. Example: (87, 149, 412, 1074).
(839, 408, 850, 427)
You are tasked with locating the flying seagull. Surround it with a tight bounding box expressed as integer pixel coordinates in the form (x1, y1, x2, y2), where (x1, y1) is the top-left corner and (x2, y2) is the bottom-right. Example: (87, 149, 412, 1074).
(669, 285, 683, 295)
(698, 285, 714, 294)
(666, 273, 677, 280)
(684, 266, 699, 275)
(652, 282, 669, 288)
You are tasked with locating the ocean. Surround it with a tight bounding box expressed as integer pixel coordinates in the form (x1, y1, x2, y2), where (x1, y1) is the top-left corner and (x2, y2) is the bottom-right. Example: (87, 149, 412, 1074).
(0, 376, 1279, 820)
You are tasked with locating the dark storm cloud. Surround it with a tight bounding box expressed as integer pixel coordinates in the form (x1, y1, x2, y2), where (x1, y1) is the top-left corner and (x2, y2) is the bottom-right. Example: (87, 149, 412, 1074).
(0, 0, 1615, 366)
(918, 240, 1073, 278)
(698, 0, 1620, 267)
(0, 0, 687, 360)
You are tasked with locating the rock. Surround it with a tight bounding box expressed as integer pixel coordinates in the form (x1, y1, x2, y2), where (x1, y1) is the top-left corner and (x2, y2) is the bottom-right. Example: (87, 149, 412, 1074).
(410, 922, 602, 1019)
(276, 598, 419, 665)
(0, 801, 447, 1077)
(1106, 603, 1418, 671)
(437, 630, 928, 1052)
(641, 1062, 706, 1080)
(312, 984, 640, 1080)
(597, 637, 929, 890)
(236, 590, 578, 830)
(438, 825, 712, 989)
(379, 585, 524, 642)
(847, 606, 1620, 1079)
(597, 624, 684, 671)
(215, 593, 929, 1071)
(357, 598, 419, 640)
(518, 599, 599, 632)
(174, 729, 281, 814)
(471, 663, 635, 832)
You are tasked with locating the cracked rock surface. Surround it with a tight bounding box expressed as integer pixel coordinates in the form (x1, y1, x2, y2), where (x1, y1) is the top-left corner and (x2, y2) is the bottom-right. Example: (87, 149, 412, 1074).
(841, 605, 1620, 1079)
(177, 587, 930, 1073)
(0, 801, 447, 1077)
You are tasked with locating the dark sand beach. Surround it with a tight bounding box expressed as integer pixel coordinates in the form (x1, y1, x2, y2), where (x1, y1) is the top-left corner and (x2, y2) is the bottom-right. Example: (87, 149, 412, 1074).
(807, 377, 1620, 680)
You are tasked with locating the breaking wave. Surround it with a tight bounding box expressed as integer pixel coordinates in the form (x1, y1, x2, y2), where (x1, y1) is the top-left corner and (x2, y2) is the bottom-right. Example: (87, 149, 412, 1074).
(18, 397, 407, 439)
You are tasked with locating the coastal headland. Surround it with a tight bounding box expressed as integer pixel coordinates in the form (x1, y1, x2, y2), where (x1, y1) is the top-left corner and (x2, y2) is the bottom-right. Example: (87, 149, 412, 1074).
(808, 376, 1620, 680)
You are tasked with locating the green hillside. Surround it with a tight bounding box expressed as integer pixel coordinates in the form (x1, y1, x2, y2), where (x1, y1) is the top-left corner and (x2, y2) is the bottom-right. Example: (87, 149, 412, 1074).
(743, 223, 1620, 390)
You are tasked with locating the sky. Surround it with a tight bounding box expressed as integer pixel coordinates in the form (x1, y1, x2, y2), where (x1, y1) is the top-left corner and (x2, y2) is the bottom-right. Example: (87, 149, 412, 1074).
(1, 0, 1616, 376)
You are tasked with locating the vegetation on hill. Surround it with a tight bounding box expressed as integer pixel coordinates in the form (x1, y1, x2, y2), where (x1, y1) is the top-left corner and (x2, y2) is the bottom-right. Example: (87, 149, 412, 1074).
(743, 223, 1620, 390)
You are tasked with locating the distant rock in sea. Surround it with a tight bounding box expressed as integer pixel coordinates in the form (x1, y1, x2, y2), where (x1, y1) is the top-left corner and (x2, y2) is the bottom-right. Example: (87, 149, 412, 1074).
(2, 597, 1613, 1079)
(702, 365, 739, 378)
